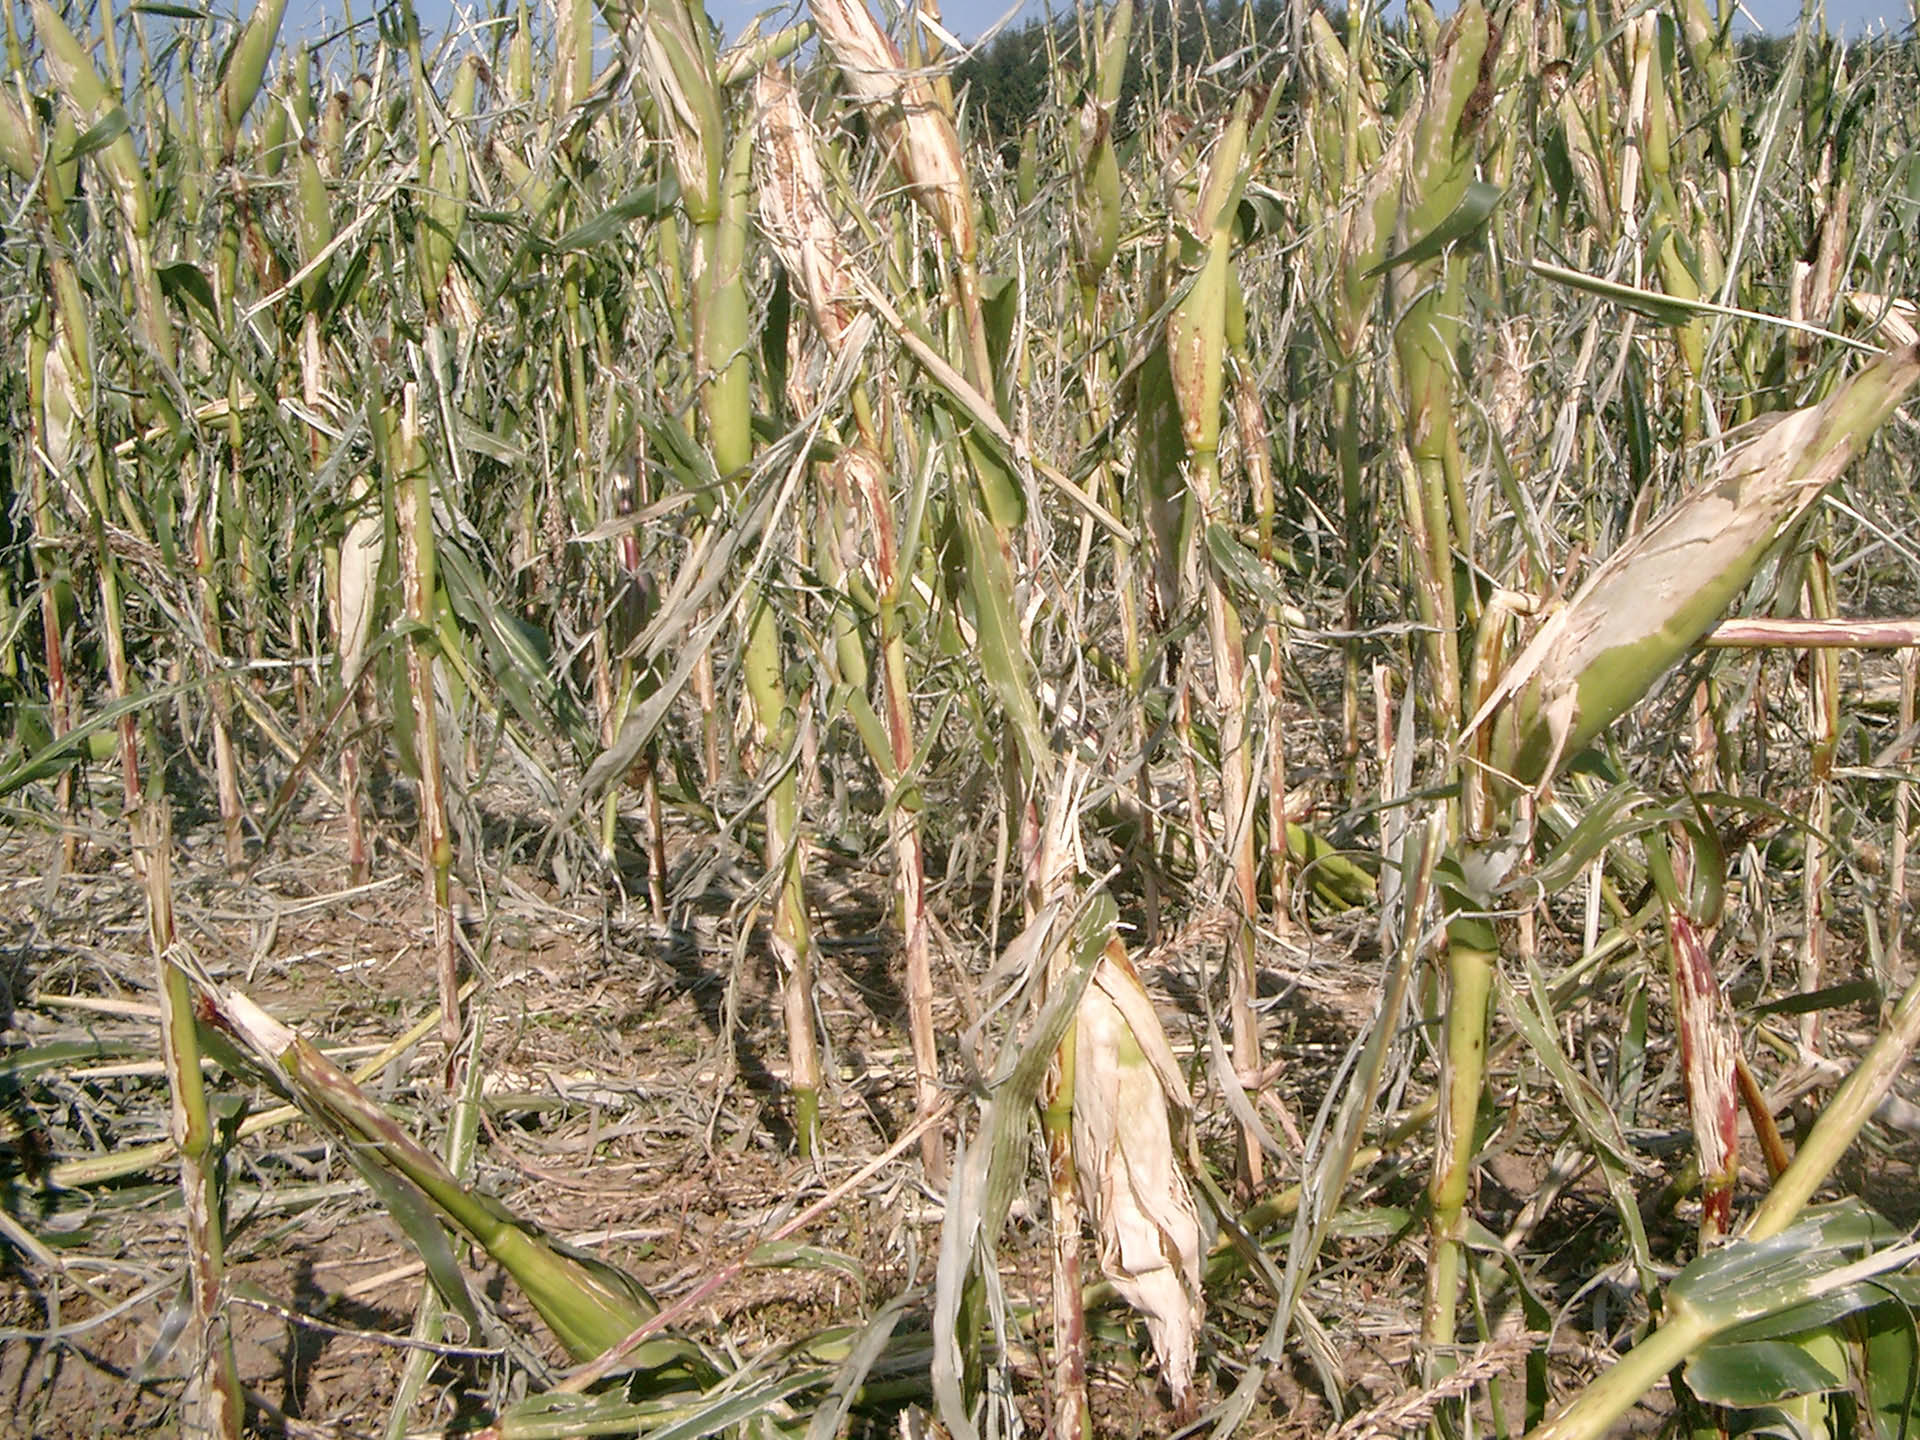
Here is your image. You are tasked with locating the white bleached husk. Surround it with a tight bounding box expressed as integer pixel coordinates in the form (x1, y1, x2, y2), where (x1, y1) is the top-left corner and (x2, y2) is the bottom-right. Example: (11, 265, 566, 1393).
(40, 334, 77, 476)
(808, 0, 975, 259)
(752, 65, 859, 350)
(336, 472, 382, 686)
(1073, 945, 1206, 1409)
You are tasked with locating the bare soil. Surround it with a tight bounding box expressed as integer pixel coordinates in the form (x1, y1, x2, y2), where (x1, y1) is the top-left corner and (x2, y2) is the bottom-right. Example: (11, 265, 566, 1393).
(2, 766, 1915, 1438)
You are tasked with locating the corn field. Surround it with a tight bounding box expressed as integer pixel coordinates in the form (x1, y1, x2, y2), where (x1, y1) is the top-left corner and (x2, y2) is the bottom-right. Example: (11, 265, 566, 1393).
(3, 0, 1920, 1434)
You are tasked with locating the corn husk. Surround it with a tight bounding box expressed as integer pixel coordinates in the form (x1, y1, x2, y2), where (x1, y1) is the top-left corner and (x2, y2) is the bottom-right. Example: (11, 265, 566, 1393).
(635, 0, 724, 222)
(1472, 344, 1920, 790)
(1073, 940, 1206, 1413)
(752, 65, 858, 349)
(335, 473, 382, 687)
(809, 0, 974, 260)
(218, 0, 288, 155)
(0, 89, 39, 180)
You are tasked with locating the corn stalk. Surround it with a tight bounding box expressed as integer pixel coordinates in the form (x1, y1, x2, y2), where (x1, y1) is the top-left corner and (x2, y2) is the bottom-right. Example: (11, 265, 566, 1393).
(138, 798, 242, 1440)
(636, 0, 822, 1153)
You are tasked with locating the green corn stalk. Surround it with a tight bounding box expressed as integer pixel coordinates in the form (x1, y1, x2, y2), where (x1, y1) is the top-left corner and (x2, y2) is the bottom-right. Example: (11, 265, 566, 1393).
(22, 282, 77, 867)
(1628, 11, 1707, 439)
(1391, 3, 1495, 738)
(812, 6, 1098, 1413)
(47, 983, 473, 1191)
(29, 0, 162, 811)
(1167, 93, 1268, 1194)
(1678, 0, 1744, 214)
(552, 0, 592, 141)
(293, 132, 382, 887)
(202, 986, 708, 1375)
(1800, 547, 1840, 1051)
(1074, 1, 1162, 939)
(186, 0, 287, 873)
(811, 0, 1045, 789)
(1372, 1, 1500, 1369)
(1232, 359, 1293, 921)
(854, 447, 941, 1181)
(1423, 883, 1495, 1366)
(1891, 651, 1916, 983)
(380, 383, 460, 1082)
(602, 449, 668, 920)
(636, 0, 821, 1155)
(1306, 6, 1394, 779)
(394, 15, 478, 1087)
(137, 797, 242, 1440)
(1421, 339, 1916, 1415)
(754, 57, 939, 1169)
(30, 0, 172, 369)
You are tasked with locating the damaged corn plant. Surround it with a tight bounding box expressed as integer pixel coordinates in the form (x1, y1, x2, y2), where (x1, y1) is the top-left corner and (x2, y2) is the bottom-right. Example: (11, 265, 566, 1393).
(4, 0, 1920, 1435)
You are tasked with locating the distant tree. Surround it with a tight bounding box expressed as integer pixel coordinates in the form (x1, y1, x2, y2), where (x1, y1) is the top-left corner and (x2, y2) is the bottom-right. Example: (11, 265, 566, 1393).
(953, 0, 1308, 141)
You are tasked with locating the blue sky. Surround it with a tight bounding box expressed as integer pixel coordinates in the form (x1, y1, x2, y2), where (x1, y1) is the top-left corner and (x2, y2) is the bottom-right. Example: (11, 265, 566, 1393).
(710, 0, 1905, 38)
(303, 0, 1914, 53)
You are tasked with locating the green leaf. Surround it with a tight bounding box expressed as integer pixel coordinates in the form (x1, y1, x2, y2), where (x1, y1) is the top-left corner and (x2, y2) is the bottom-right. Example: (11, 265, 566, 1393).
(1527, 257, 1710, 326)
(493, 1368, 828, 1438)
(1, 1038, 119, 1081)
(1720, 1276, 1920, 1343)
(551, 180, 681, 252)
(803, 1292, 914, 1440)
(983, 273, 1024, 420)
(454, 421, 529, 465)
(646, 1368, 833, 1440)
(958, 490, 1046, 776)
(1365, 179, 1503, 276)
(341, 1151, 482, 1335)
(1205, 521, 1290, 613)
(63, 105, 131, 162)
(1686, 1338, 1845, 1406)
(1670, 1200, 1910, 1323)
(156, 261, 218, 323)
(1861, 1297, 1920, 1429)
(0, 682, 194, 799)
(1749, 977, 1882, 1018)
(1235, 182, 1289, 245)
(748, 1241, 866, 1283)
(437, 537, 559, 737)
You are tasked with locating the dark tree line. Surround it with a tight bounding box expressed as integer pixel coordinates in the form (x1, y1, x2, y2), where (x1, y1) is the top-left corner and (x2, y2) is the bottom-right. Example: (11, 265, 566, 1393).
(954, 0, 1301, 142)
(952, 2, 1918, 144)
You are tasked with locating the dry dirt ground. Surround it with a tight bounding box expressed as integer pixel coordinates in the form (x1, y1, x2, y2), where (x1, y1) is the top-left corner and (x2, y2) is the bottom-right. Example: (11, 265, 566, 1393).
(2, 773, 1916, 1438)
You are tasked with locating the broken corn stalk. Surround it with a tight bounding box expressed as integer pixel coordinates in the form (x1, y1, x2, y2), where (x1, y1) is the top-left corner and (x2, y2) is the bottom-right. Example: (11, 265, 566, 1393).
(139, 800, 243, 1440)
(205, 985, 707, 1375)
